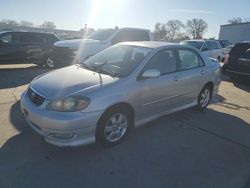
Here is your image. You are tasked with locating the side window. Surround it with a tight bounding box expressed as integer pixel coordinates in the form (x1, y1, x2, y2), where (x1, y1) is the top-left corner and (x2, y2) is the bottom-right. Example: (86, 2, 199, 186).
(19, 34, 44, 44)
(144, 50, 177, 75)
(0, 33, 18, 44)
(178, 49, 200, 70)
(209, 41, 217, 50)
(202, 42, 209, 51)
(215, 42, 222, 49)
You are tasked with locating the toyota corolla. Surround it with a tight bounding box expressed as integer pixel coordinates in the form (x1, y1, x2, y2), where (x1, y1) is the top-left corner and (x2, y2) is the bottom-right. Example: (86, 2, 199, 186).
(21, 41, 221, 147)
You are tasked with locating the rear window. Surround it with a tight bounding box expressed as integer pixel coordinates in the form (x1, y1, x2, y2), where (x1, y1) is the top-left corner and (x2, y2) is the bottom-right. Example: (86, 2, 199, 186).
(230, 43, 250, 58)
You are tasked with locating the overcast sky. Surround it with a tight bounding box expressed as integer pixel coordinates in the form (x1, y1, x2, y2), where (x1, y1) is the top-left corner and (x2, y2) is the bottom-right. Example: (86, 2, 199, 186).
(1, 0, 250, 38)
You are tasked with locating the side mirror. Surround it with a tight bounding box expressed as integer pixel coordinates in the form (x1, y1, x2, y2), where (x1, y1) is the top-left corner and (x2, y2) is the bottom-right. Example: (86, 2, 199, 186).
(142, 69, 160, 79)
(201, 47, 209, 51)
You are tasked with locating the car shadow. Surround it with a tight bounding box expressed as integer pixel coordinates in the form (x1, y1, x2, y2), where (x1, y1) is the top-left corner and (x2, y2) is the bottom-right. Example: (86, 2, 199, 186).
(0, 65, 50, 89)
(221, 74, 250, 93)
(212, 94, 250, 111)
(1, 100, 250, 187)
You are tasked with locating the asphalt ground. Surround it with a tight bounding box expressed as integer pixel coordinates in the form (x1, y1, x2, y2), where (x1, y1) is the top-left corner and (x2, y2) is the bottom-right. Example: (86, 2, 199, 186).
(0, 64, 249, 188)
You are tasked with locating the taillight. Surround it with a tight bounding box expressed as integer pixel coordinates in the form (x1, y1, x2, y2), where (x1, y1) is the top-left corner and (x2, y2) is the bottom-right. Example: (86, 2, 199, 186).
(224, 54, 229, 64)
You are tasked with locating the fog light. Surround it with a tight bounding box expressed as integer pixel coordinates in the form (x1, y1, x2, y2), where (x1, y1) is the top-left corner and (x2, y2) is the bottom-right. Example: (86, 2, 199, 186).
(49, 132, 76, 140)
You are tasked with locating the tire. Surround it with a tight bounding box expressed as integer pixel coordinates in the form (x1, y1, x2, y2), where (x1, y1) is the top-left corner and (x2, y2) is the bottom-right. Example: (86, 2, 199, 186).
(217, 56, 221, 63)
(197, 85, 212, 111)
(45, 56, 56, 68)
(96, 107, 132, 147)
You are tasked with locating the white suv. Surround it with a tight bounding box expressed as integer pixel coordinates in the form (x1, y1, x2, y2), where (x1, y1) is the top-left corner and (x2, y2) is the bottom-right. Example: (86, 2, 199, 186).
(50, 28, 152, 68)
(181, 40, 223, 62)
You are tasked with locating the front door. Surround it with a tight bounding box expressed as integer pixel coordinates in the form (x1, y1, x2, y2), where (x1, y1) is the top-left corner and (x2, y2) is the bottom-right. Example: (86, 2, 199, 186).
(139, 49, 181, 118)
(0, 33, 20, 62)
(177, 49, 208, 104)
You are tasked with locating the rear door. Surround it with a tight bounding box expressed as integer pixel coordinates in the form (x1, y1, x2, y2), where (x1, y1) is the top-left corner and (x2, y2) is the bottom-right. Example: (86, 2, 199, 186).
(229, 43, 250, 74)
(19, 33, 44, 61)
(139, 49, 181, 118)
(0, 32, 21, 62)
(177, 48, 208, 104)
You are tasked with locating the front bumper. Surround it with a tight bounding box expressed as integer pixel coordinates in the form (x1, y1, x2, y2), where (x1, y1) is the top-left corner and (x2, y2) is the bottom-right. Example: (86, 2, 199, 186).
(20, 90, 104, 147)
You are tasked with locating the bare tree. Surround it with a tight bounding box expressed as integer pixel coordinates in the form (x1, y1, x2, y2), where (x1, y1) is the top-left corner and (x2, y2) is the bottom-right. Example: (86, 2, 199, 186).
(154, 22, 161, 40)
(186, 18, 208, 39)
(159, 24, 167, 40)
(228, 17, 242, 24)
(154, 22, 167, 41)
(165, 20, 185, 41)
(0, 19, 19, 27)
(40, 21, 56, 30)
(19, 20, 34, 28)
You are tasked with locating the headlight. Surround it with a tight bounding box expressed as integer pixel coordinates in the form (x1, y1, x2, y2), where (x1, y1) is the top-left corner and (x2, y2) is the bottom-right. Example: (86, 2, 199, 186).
(47, 96, 90, 112)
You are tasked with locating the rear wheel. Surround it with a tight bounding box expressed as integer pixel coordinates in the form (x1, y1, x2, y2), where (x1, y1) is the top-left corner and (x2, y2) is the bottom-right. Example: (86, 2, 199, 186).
(197, 85, 212, 111)
(96, 107, 132, 147)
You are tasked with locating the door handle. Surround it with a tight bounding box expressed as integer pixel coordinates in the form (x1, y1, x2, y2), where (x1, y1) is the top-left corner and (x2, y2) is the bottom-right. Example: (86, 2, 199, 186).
(200, 70, 207, 75)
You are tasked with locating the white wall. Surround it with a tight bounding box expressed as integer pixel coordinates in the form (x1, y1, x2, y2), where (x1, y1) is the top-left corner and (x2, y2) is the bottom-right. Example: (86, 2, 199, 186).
(219, 23, 250, 43)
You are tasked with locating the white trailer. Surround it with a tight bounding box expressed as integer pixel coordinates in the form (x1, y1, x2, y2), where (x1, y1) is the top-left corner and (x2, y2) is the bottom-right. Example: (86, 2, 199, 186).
(219, 22, 250, 44)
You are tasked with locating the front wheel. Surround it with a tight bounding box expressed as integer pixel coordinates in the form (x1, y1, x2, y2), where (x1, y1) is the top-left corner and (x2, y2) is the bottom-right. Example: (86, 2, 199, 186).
(96, 108, 132, 147)
(45, 56, 55, 68)
(197, 86, 212, 111)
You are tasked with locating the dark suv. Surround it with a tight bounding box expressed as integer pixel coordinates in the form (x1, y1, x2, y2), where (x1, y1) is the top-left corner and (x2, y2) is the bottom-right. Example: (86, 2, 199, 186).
(222, 41, 250, 80)
(0, 31, 59, 67)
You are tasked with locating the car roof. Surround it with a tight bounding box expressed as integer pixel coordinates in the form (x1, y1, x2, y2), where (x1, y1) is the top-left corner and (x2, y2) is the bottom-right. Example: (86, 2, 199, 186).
(120, 41, 186, 49)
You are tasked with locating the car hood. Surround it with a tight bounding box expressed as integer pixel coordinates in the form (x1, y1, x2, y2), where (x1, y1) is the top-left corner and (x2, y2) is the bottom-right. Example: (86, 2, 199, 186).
(30, 65, 118, 100)
(54, 39, 102, 49)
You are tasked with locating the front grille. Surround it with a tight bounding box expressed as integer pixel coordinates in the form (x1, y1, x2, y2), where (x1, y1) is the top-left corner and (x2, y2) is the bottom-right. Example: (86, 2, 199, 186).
(27, 87, 45, 106)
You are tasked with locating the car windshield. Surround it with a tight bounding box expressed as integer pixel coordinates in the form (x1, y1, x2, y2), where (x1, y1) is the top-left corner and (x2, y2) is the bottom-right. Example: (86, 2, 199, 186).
(82, 44, 152, 78)
(87, 29, 115, 41)
(182, 41, 204, 49)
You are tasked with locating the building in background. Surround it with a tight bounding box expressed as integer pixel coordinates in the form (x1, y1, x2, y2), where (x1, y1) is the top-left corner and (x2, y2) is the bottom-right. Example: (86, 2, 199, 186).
(219, 22, 250, 44)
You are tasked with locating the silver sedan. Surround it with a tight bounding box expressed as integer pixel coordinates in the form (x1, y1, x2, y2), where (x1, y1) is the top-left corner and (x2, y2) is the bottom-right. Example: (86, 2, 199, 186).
(20, 42, 221, 147)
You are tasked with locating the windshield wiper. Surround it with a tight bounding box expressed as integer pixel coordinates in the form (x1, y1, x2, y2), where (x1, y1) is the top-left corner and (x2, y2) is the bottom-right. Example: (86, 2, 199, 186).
(81, 62, 118, 77)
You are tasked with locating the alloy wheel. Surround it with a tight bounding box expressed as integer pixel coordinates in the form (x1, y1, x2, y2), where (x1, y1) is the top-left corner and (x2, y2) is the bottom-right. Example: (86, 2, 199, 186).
(104, 113, 128, 143)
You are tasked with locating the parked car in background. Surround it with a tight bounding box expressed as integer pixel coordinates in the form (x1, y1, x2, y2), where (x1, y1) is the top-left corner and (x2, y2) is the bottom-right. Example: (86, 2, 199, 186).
(21, 42, 221, 147)
(221, 44, 234, 62)
(49, 27, 152, 68)
(222, 41, 250, 80)
(218, 40, 230, 48)
(0, 31, 59, 66)
(181, 40, 223, 62)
